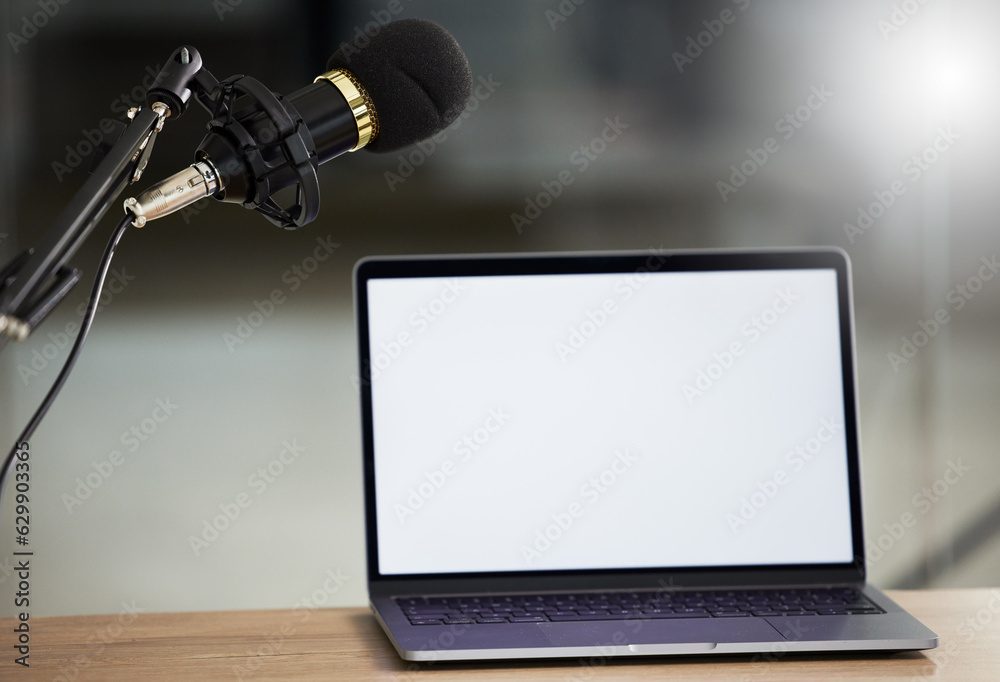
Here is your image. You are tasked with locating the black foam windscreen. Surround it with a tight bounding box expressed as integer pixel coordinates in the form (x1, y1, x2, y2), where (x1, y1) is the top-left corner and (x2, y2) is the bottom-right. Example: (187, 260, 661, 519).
(326, 18, 473, 153)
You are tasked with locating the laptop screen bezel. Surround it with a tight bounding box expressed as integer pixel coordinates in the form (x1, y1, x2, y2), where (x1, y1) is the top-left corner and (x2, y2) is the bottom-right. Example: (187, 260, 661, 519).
(354, 248, 867, 594)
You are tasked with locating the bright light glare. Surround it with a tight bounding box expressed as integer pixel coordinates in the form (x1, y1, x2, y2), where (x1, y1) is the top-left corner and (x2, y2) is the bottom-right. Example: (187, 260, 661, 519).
(924, 48, 980, 116)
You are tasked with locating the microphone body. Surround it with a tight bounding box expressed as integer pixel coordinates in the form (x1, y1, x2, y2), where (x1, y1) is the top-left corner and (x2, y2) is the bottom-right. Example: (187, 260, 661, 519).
(198, 75, 365, 206)
(128, 71, 371, 228)
(126, 18, 472, 229)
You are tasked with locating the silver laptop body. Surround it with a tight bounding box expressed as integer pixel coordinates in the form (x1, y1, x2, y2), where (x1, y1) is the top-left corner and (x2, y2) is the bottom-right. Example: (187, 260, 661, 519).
(354, 247, 938, 662)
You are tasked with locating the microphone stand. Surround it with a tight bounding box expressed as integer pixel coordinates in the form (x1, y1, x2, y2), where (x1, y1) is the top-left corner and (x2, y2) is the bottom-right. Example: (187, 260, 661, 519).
(0, 47, 214, 349)
(1, 44, 330, 542)
(2, 43, 332, 477)
(1, 41, 331, 492)
(0, 48, 220, 556)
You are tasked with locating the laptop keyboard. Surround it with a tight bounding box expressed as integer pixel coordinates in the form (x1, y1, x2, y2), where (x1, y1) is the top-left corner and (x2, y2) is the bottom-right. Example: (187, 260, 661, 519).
(397, 587, 883, 625)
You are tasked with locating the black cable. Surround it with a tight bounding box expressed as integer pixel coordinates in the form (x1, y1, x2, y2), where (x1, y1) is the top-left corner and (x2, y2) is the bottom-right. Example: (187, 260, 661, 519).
(1, 213, 134, 527)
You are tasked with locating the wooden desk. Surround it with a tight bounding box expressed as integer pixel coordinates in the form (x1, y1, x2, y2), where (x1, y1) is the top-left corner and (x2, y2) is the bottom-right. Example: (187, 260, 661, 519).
(2, 589, 997, 680)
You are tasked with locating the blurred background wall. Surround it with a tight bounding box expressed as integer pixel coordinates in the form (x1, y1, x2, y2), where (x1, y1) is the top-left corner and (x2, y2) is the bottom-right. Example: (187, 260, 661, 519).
(1, 0, 998, 617)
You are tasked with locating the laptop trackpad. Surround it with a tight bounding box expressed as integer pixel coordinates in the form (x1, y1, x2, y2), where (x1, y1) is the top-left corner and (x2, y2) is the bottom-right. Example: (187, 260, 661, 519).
(538, 617, 782, 650)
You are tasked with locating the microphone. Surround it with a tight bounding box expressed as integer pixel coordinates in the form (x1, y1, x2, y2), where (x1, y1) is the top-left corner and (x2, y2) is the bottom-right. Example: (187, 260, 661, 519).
(124, 18, 472, 229)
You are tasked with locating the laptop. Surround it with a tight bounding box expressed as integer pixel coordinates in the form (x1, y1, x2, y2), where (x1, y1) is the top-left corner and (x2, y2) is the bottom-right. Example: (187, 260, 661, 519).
(353, 247, 938, 662)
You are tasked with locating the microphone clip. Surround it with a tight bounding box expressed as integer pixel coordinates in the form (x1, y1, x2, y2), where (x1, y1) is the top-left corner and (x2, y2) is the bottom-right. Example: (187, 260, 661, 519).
(203, 75, 321, 230)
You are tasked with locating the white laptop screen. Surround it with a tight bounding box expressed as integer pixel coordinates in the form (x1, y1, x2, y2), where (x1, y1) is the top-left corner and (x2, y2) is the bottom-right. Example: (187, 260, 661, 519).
(363, 264, 855, 576)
